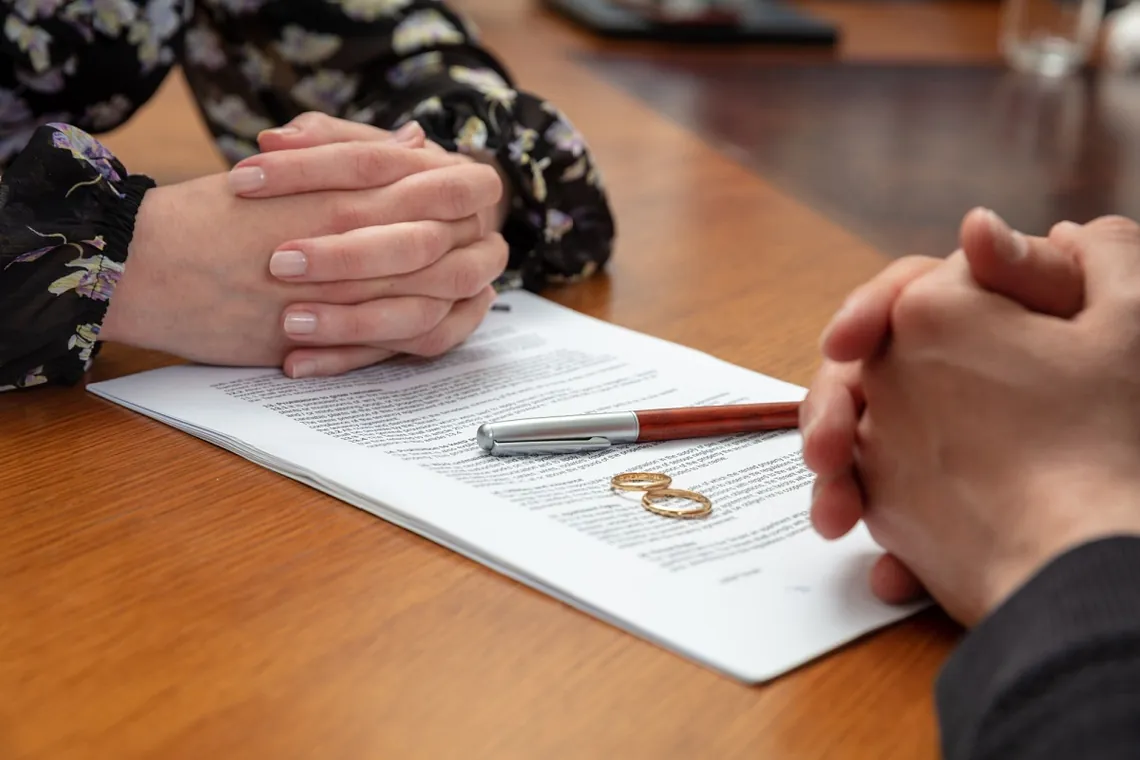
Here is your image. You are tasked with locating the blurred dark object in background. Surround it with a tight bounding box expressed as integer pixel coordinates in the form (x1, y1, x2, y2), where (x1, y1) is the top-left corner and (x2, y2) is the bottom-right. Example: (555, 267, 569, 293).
(612, 0, 748, 24)
(541, 0, 838, 44)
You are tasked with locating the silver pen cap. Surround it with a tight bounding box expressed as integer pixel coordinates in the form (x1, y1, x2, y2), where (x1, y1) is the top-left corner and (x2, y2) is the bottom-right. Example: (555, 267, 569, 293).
(477, 411, 639, 455)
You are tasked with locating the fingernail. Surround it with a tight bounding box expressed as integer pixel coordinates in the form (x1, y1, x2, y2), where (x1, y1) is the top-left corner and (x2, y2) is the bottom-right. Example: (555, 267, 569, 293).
(270, 249, 308, 278)
(289, 360, 316, 379)
(262, 125, 300, 137)
(985, 209, 1027, 262)
(283, 311, 318, 335)
(228, 166, 265, 194)
(394, 121, 423, 144)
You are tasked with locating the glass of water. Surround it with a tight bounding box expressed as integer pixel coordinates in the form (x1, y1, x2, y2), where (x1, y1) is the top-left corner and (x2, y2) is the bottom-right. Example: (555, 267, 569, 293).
(1000, 0, 1105, 77)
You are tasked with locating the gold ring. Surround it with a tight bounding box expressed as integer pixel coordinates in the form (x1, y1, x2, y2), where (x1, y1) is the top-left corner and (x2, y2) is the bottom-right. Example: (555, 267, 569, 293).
(611, 472, 672, 492)
(640, 488, 712, 519)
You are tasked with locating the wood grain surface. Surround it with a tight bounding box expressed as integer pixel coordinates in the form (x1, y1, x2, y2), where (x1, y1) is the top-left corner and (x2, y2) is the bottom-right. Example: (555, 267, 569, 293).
(0, 2, 993, 758)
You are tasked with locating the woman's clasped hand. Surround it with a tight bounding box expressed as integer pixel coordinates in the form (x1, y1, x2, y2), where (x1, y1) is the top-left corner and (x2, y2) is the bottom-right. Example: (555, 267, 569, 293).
(100, 113, 510, 379)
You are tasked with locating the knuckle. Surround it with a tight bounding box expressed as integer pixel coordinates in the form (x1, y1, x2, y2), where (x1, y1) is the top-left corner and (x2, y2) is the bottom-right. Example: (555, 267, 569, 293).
(489, 232, 509, 274)
(479, 282, 498, 307)
(291, 111, 328, 133)
(446, 235, 506, 298)
(410, 298, 448, 334)
(331, 197, 366, 233)
(410, 224, 448, 267)
(1048, 220, 1077, 239)
(473, 211, 489, 239)
(341, 306, 375, 344)
(391, 298, 441, 339)
(488, 166, 505, 204)
(449, 257, 485, 299)
(1047, 221, 1085, 258)
(436, 172, 477, 218)
(290, 153, 315, 186)
(350, 143, 390, 184)
(474, 162, 502, 195)
(890, 278, 948, 342)
(412, 327, 456, 357)
(322, 238, 364, 279)
(890, 254, 940, 277)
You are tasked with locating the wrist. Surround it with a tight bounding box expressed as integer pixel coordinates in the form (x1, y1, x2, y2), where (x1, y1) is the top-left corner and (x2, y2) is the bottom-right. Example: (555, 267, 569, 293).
(984, 472, 1140, 617)
(100, 184, 173, 348)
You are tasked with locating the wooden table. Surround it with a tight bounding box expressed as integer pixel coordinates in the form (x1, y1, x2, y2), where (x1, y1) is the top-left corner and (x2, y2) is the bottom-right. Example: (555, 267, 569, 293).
(2, 2, 1019, 757)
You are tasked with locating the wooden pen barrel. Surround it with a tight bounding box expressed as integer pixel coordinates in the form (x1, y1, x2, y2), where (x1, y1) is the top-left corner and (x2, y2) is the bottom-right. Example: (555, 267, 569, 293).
(635, 402, 801, 441)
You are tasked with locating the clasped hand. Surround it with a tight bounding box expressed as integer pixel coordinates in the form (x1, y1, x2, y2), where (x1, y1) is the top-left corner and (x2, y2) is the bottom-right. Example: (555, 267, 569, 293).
(802, 209, 1140, 625)
(101, 113, 509, 378)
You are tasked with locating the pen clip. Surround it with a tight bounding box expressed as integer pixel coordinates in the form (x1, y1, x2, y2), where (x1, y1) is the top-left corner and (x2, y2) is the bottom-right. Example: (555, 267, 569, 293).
(487, 437, 612, 456)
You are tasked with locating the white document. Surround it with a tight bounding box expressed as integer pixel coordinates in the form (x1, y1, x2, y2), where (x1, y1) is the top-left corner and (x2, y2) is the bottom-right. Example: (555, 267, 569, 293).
(87, 290, 924, 682)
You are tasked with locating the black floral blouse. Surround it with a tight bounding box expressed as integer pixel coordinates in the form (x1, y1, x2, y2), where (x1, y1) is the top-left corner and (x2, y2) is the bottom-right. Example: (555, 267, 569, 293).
(0, 0, 615, 392)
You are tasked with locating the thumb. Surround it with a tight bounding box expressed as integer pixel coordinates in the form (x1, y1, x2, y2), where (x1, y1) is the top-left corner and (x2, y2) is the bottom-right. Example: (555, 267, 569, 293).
(961, 208, 1084, 318)
(820, 208, 1086, 365)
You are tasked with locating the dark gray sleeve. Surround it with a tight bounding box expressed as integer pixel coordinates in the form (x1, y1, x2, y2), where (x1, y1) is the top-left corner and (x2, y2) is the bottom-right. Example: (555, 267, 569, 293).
(936, 536, 1140, 760)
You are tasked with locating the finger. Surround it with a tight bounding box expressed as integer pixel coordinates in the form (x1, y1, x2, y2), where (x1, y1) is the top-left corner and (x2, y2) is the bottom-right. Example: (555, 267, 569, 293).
(283, 163, 504, 239)
(269, 217, 487, 282)
(281, 295, 453, 345)
(810, 471, 865, 540)
(228, 140, 461, 197)
(283, 346, 396, 379)
(282, 289, 497, 377)
(802, 359, 867, 540)
(1049, 215, 1140, 306)
(380, 233, 509, 301)
(376, 286, 497, 358)
(960, 207, 1084, 317)
(301, 233, 507, 304)
(820, 256, 942, 363)
(801, 359, 863, 476)
(257, 112, 425, 151)
(355, 162, 503, 226)
(869, 553, 928, 606)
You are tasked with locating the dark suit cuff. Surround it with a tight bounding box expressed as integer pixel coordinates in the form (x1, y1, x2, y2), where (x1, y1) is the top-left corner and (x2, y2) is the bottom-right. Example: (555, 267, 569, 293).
(936, 536, 1140, 760)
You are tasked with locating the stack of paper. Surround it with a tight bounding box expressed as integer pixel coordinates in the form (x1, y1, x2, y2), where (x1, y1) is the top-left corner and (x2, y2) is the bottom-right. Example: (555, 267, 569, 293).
(88, 291, 923, 682)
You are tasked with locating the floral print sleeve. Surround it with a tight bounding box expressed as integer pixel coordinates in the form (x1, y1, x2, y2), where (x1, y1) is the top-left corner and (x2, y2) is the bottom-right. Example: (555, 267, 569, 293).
(0, 124, 154, 391)
(1, 2, 185, 162)
(182, 0, 615, 292)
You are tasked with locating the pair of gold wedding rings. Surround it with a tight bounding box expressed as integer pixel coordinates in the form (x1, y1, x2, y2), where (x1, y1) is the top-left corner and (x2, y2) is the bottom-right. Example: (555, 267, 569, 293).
(609, 472, 712, 519)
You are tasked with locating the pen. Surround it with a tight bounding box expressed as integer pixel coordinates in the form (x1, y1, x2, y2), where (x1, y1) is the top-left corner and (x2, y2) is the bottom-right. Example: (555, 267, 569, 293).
(476, 401, 801, 455)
